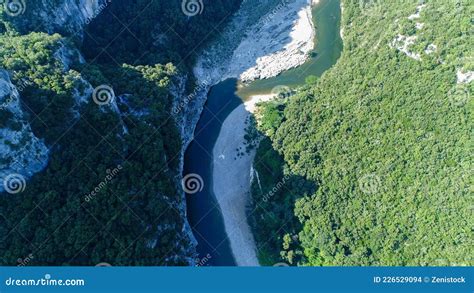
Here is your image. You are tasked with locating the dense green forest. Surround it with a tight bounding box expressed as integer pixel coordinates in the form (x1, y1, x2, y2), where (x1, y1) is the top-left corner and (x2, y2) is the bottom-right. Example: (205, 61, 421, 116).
(251, 0, 473, 266)
(0, 0, 241, 265)
(82, 0, 241, 66)
(0, 31, 188, 265)
(1, 0, 471, 267)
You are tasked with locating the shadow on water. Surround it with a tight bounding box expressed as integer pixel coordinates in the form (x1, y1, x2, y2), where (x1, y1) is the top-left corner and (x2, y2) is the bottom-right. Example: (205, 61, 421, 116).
(184, 79, 241, 266)
(184, 0, 342, 266)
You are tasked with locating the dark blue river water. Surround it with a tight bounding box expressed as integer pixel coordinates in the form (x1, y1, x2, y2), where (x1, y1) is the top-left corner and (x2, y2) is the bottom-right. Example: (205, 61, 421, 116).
(184, 79, 241, 266)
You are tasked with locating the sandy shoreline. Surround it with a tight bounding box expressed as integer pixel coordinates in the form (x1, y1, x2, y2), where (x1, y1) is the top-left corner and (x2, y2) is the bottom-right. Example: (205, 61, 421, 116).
(212, 94, 276, 266)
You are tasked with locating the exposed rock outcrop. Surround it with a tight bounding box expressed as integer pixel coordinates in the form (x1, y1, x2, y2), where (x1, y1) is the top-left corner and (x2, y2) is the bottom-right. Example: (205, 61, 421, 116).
(0, 70, 49, 192)
(194, 0, 314, 84)
(9, 0, 107, 38)
(457, 70, 474, 84)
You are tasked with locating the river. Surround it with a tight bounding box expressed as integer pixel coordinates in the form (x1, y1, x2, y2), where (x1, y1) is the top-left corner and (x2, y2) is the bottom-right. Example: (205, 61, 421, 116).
(184, 0, 342, 266)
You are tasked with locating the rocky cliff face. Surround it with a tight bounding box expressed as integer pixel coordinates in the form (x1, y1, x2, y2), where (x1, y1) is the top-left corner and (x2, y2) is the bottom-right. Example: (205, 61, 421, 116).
(1, 0, 99, 193)
(0, 70, 49, 193)
(37, 0, 103, 35)
(7, 0, 105, 37)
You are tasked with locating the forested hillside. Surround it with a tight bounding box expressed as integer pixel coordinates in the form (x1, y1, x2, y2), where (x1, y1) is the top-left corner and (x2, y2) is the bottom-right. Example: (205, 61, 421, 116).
(0, 0, 241, 265)
(251, 0, 473, 266)
(82, 0, 241, 66)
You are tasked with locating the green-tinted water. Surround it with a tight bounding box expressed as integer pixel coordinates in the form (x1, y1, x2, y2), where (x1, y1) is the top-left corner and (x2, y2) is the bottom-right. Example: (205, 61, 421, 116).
(237, 0, 343, 100)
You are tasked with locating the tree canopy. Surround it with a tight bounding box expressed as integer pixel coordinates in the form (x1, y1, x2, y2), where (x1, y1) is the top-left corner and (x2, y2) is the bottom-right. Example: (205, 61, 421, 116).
(250, 0, 473, 266)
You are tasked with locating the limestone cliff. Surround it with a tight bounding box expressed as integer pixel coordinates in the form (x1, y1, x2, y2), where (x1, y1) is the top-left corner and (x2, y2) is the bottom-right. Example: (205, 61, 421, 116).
(0, 70, 49, 193)
(4, 0, 106, 37)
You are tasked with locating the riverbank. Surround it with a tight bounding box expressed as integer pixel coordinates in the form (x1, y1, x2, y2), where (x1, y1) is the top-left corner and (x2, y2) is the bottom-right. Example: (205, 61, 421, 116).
(194, 0, 316, 83)
(227, 0, 315, 82)
(212, 94, 276, 266)
(236, 0, 343, 100)
(209, 0, 344, 266)
(185, 0, 320, 266)
(208, 0, 317, 266)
